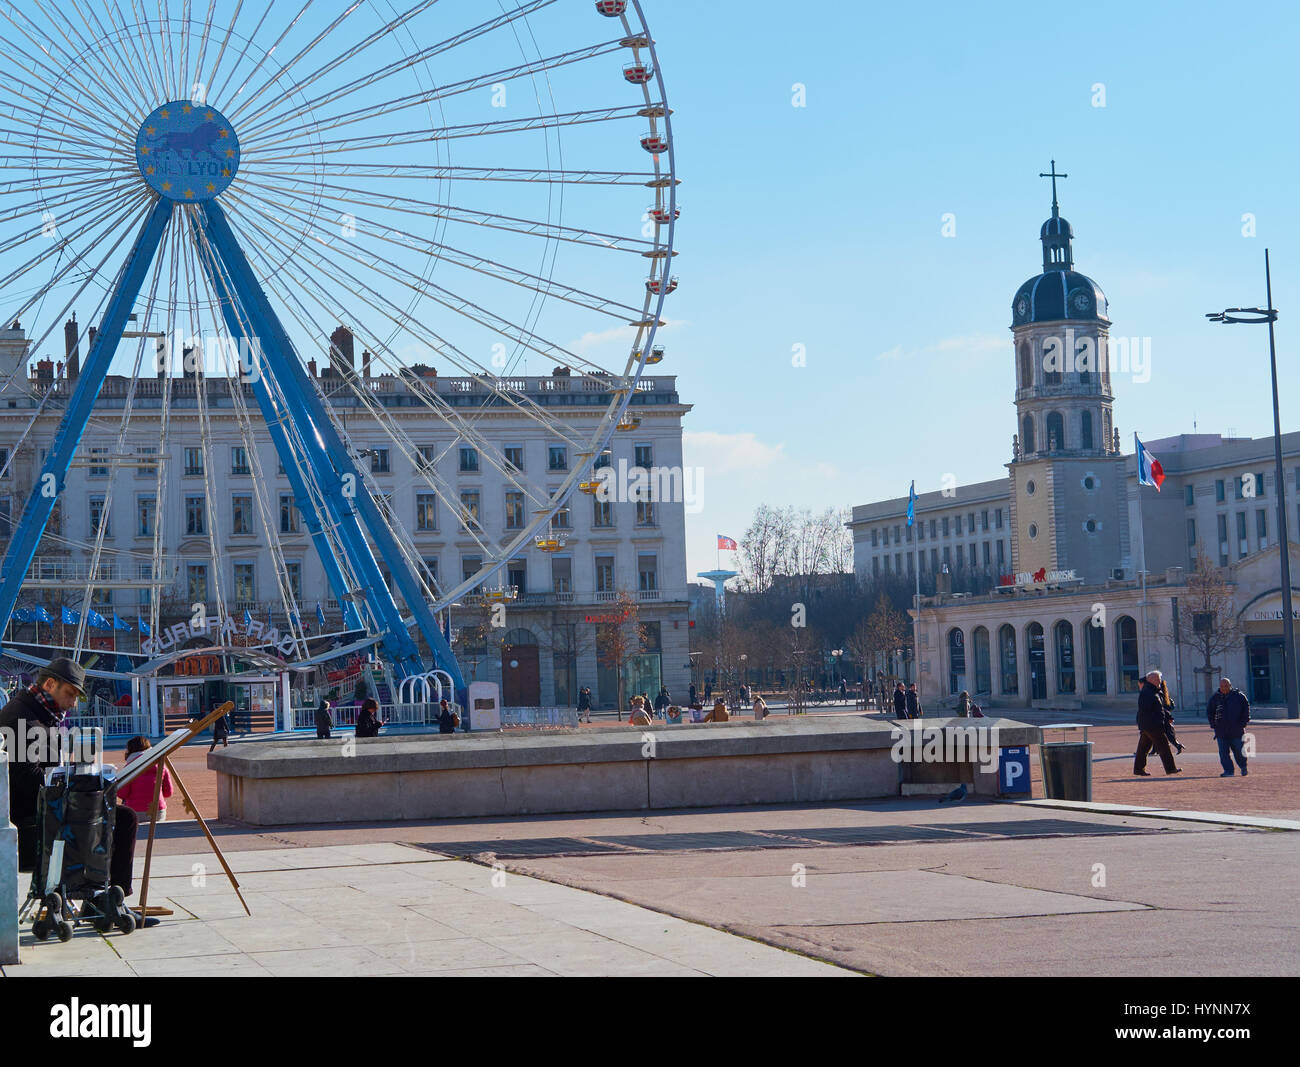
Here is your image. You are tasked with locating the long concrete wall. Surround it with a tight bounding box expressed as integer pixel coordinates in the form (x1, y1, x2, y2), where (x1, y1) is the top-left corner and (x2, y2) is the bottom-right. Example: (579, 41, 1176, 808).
(210, 718, 1041, 825)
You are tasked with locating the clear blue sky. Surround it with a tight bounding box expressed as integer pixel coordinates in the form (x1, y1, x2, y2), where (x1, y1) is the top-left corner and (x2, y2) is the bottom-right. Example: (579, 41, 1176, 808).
(664, 0, 1300, 576)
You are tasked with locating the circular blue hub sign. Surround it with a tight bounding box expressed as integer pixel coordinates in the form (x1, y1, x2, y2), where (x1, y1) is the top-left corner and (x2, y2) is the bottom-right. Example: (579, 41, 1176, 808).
(136, 100, 240, 202)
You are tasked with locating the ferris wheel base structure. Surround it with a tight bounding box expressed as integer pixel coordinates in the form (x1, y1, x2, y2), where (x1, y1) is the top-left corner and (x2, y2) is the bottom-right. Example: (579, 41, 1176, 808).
(0, 183, 466, 695)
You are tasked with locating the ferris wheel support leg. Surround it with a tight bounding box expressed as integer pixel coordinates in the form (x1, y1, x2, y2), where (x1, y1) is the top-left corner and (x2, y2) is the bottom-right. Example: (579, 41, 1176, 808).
(0, 197, 174, 651)
(192, 230, 366, 634)
(196, 202, 465, 688)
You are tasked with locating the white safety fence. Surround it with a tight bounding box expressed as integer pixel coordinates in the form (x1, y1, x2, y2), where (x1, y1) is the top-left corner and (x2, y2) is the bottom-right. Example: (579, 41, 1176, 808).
(291, 702, 445, 731)
(61, 707, 152, 740)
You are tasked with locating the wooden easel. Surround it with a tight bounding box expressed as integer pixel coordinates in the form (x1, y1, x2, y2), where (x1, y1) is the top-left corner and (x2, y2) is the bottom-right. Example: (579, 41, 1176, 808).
(135, 700, 251, 920)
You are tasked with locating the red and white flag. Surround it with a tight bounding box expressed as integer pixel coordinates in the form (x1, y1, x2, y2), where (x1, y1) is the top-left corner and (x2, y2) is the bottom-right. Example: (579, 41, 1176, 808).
(717, 534, 738, 551)
(1135, 434, 1164, 491)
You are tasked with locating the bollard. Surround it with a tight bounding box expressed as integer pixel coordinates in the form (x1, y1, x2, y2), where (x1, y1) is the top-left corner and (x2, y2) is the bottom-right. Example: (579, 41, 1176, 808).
(1, 738, 18, 964)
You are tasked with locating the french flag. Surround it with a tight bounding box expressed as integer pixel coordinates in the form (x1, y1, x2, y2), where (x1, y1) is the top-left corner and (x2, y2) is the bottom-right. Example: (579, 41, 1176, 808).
(1135, 434, 1164, 491)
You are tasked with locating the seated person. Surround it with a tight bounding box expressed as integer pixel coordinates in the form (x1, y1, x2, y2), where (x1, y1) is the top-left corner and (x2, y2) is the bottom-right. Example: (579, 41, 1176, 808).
(701, 699, 730, 723)
(628, 696, 653, 726)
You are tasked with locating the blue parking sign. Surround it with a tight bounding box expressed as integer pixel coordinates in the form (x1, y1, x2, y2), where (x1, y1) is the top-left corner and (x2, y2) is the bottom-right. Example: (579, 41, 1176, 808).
(999, 747, 1031, 795)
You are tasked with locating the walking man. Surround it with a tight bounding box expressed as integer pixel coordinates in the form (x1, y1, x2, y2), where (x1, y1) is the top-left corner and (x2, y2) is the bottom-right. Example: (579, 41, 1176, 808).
(893, 681, 907, 720)
(905, 682, 922, 720)
(1207, 677, 1250, 777)
(1135, 669, 1182, 776)
(315, 697, 334, 739)
(208, 705, 231, 752)
(577, 685, 592, 724)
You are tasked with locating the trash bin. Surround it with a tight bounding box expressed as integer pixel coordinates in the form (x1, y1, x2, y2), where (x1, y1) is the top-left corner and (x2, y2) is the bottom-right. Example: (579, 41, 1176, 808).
(1039, 724, 1093, 801)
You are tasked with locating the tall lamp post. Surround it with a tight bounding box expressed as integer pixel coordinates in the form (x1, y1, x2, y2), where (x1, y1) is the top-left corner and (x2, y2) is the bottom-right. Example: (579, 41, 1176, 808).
(1207, 248, 1298, 719)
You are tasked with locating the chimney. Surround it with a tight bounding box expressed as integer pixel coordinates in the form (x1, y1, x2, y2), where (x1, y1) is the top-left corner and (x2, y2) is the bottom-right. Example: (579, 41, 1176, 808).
(157, 339, 166, 379)
(362, 349, 371, 379)
(307, 358, 317, 378)
(64, 314, 79, 381)
(329, 324, 354, 376)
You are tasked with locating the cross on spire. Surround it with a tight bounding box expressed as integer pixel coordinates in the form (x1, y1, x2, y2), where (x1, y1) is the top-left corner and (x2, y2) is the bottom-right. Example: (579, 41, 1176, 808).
(1039, 159, 1067, 217)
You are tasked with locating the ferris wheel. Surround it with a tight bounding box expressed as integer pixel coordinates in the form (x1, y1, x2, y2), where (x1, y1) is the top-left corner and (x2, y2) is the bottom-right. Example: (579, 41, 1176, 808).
(0, 0, 678, 690)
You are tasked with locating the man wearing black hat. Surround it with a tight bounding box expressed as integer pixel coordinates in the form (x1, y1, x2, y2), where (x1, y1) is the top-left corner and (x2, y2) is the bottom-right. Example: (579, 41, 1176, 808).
(0, 657, 154, 926)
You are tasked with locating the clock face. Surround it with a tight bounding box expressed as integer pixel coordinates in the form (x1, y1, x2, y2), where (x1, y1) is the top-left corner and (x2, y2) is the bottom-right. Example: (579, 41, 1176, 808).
(1071, 289, 1091, 312)
(1015, 295, 1029, 319)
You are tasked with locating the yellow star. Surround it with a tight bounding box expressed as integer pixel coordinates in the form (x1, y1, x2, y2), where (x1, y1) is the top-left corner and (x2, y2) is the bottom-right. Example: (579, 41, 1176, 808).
(145, 125, 155, 135)
(221, 167, 230, 176)
(139, 146, 149, 155)
(161, 181, 172, 191)
(206, 182, 215, 192)
(184, 189, 194, 198)
(160, 108, 169, 119)
(182, 104, 192, 114)
(145, 165, 155, 175)
(224, 148, 234, 158)
(205, 110, 215, 120)
(219, 128, 229, 138)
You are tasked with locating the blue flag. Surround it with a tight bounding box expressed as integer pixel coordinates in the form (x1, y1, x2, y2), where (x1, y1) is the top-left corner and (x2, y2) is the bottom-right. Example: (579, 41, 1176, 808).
(137, 617, 151, 636)
(906, 480, 917, 528)
(244, 608, 253, 629)
(112, 612, 132, 631)
(34, 604, 52, 624)
(61, 605, 80, 625)
(12, 607, 29, 623)
(87, 609, 109, 631)
(316, 603, 326, 628)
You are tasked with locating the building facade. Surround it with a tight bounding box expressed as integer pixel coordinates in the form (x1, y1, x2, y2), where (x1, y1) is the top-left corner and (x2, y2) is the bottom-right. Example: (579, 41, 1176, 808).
(850, 186, 1300, 709)
(0, 322, 692, 711)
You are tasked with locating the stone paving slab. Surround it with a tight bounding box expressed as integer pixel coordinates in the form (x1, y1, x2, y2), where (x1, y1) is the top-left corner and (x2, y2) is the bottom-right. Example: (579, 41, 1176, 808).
(2, 843, 852, 977)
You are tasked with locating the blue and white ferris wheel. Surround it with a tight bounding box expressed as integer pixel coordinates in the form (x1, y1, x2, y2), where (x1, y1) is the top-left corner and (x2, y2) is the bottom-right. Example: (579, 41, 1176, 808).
(0, 0, 678, 696)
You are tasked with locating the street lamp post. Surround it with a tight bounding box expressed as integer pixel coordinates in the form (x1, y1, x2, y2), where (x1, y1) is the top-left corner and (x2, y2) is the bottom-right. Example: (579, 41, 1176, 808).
(1207, 248, 1298, 720)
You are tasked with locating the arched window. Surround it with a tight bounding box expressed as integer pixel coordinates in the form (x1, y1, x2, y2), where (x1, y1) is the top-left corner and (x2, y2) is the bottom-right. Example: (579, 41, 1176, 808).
(1054, 620, 1076, 694)
(1116, 615, 1139, 692)
(972, 626, 991, 695)
(1081, 410, 1094, 450)
(1027, 622, 1046, 700)
(1085, 616, 1107, 693)
(1022, 414, 1035, 455)
(948, 627, 966, 695)
(1046, 411, 1065, 452)
(999, 624, 1019, 695)
(1043, 339, 1062, 386)
(1018, 341, 1032, 390)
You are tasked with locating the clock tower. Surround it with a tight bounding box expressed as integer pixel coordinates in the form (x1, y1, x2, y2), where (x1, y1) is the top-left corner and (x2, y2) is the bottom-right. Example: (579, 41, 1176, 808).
(1007, 163, 1126, 586)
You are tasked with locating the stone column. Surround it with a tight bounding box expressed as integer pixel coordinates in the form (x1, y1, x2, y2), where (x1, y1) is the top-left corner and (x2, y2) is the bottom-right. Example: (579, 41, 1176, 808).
(1, 743, 18, 964)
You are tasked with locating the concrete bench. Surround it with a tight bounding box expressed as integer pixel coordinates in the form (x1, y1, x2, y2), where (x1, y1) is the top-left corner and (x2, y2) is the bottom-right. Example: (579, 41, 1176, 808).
(210, 716, 1042, 825)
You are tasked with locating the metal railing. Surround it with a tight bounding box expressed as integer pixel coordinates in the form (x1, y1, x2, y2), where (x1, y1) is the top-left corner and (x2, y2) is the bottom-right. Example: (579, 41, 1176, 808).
(291, 701, 446, 730)
(62, 707, 150, 739)
(500, 706, 579, 730)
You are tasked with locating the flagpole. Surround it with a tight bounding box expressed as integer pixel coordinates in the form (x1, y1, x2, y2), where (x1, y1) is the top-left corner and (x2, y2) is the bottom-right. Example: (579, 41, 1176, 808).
(1134, 437, 1150, 673)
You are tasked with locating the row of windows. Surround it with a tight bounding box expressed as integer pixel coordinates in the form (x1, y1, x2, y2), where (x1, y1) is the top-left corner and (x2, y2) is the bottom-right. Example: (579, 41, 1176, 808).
(1190, 507, 1278, 566)
(1020, 409, 1101, 454)
(79, 443, 657, 478)
(85, 491, 663, 539)
(869, 509, 1004, 548)
(872, 540, 1007, 575)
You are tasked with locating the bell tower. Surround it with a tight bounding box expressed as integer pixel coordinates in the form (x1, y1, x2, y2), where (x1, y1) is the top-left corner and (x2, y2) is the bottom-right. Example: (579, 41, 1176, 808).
(1006, 162, 1126, 586)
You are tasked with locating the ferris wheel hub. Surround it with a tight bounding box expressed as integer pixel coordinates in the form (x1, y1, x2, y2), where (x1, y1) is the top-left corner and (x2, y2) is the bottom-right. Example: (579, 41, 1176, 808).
(135, 100, 241, 203)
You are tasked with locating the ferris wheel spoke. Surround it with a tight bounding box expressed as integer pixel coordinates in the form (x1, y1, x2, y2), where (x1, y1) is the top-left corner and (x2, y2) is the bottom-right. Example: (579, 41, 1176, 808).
(242, 36, 625, 148)
(0, 177, 138, 250)
(220, 0, 314, 114)
(42, 0, 153, 118)
(196, 0, 244, 102)
(230, 0, 441, 132)
(249, 103, 653, 158)
(0, 24, 131, 141)
(207, 0, 276, 104)
(239, 0, 556, 139)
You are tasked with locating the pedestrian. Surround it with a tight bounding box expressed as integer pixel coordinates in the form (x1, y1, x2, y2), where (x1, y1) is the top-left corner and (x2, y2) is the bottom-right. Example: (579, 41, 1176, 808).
(356, 697, 384, 738)
(1158, 675, 1183, 755)
(438, 698, 460, 734)
(117, 737, 175, 821)
(1207, 677, 1250, 777)
(315, 697, 334, 739)
(209, 706, 231, 752)
(628, 699, 653, 727)
(955, 690, 972, 718)
(893, 682, 907, 720)
(577, 685, 592, 724)
(752, 693, 768, 720)
(689, 682, 697, 706)
(654, 685, 671, 718)
(905, 683, 922, 720)
(839, 679, 847, 701)
(1134, 669, 1182, 776)
(704, 681, 713, 703)
(702, 699, 729, 723)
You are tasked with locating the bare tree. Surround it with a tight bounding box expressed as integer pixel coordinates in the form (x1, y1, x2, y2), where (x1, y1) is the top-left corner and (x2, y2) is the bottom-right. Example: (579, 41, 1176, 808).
(595, 590, 645, 720)
(1178, 546, 1242, 703)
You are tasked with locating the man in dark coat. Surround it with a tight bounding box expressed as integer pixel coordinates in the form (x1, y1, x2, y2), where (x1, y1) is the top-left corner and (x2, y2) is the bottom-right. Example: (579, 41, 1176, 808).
(905, 683, 922, 719)
(437, 699, 459, 734)
(1207, 677, 1250, 776)
(208, 707, 231, 752)
(893, 682, 907, 720)
(654, 686, 671, 716)
(314, 698, 333, 739)
(355, 698, 384, 738)
(576, 686, 592, 723)
(1135, 670, 1181, 775)
(0, 658, 151, 922)
(688, 682, 697, 706)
